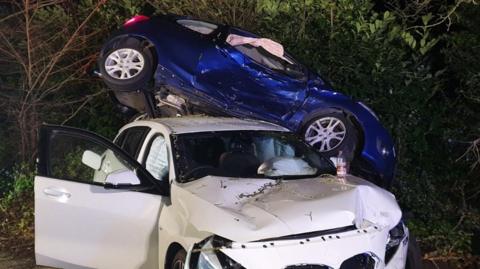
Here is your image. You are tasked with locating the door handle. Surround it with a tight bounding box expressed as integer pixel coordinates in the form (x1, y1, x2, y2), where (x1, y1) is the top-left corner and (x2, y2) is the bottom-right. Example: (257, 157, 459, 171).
(43, 188, 71, 199)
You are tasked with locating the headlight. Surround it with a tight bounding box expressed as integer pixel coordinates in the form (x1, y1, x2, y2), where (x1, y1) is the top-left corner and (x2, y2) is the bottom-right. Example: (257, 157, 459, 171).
(190, 236, 245, 269)
(358, 101, 379, 121)
(385, 221, 407, 264)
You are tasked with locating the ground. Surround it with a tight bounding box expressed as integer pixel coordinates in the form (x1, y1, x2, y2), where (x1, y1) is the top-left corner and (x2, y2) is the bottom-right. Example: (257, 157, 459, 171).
(0, 251, 35, 269)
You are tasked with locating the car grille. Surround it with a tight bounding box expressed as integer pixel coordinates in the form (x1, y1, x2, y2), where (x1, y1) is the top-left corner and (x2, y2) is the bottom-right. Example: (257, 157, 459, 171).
(285, 253, 379, 269)
(339, 253, 378, 269)
(285, 265, 332, 269)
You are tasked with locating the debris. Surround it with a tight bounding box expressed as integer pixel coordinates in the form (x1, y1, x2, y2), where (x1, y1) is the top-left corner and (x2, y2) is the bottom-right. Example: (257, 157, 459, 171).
(305, 211, 313, 221)
(238, 180, 282, 199)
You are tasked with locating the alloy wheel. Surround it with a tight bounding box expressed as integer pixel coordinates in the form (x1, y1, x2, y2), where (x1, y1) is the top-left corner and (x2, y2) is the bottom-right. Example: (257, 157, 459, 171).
(104, 48, 145, 80)
(304, 117, 347, 152)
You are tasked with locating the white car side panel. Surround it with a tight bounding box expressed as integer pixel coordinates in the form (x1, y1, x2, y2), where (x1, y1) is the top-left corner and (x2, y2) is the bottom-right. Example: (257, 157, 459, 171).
(35, 176, 163, 269)
(157, 200, 212, 268)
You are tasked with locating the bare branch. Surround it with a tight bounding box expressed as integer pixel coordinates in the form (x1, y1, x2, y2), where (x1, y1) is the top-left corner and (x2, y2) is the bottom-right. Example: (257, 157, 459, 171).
(0, 0, 66, 23)
(31, 0, 106, 91)
(61, 90, 106, 125)
(456, 138, 480, 170)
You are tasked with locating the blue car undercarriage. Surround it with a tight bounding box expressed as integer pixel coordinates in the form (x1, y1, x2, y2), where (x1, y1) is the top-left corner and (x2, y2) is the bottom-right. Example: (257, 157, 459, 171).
(98, 14, 396, 187)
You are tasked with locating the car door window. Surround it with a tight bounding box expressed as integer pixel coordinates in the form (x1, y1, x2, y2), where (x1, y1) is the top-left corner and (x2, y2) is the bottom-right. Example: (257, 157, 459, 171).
(47, 131, 137, 185)
(177, 19, 218, 35)
(144, 135, 169, 180)
(234, 44, 305, 79)
(117, 127, 150, 158)
(114, 130, 127, 146)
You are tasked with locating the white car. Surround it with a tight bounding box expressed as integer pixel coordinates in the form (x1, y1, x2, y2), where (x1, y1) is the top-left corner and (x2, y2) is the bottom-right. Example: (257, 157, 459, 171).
(35, 117, 417, 269)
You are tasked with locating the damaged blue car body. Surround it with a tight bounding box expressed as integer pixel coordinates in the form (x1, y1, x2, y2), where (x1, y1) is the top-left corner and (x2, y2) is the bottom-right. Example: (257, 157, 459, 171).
(98, 14, 396, 187)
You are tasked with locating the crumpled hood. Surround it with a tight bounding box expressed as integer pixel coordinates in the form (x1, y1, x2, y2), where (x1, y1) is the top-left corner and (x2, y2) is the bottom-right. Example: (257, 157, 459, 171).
(172, 175, 402, 242)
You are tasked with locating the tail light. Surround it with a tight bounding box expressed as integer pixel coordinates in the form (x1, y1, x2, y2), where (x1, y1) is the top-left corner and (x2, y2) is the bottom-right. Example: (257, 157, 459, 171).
(124, 15, 150, 27)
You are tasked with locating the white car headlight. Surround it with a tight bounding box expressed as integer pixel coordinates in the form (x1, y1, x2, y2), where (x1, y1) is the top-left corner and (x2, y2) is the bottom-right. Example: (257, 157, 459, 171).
(189, 236, 245, 269)
(385, 221, 408, 264)
(197, 238, 223, 269)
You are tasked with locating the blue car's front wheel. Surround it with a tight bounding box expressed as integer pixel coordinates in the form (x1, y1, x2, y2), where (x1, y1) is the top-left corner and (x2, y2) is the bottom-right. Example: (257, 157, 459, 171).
(99, 37, 154, 91)
(302, 111, 359, 161)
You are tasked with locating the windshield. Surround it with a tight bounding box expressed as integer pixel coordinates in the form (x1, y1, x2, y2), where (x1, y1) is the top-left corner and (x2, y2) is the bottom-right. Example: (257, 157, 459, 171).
(172, 131, 335, 182)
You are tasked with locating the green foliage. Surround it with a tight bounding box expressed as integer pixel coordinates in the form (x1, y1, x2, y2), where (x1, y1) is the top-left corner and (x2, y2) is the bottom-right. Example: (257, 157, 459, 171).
(94, 0, 146, 27)
(0, 165, 34, 252)
(50, 147, 92, 182)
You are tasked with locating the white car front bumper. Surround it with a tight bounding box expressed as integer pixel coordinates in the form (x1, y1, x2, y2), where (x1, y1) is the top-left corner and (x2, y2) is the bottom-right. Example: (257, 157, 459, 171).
(186, 224, 409, 269)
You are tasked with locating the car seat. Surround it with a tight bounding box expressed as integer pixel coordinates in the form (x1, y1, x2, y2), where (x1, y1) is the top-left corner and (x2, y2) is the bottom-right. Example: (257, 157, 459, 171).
(219, 137, 260, 177)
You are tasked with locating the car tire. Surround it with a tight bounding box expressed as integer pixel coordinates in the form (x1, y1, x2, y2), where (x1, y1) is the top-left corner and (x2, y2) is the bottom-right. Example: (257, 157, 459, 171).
(406, 235, 424, 269)
(99, 37, 154, 91)
(170, 248, 187, 269)
(301, 111, 358, 161)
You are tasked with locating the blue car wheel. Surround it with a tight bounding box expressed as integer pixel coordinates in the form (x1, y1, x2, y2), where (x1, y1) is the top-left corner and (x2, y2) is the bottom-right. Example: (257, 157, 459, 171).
(99, 38, 154, 91)
(302, 111, 359, 161)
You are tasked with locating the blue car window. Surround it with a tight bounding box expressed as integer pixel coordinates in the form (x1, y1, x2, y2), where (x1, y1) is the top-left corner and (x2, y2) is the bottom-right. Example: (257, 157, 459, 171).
(177, 19, 218, 35)
(234, 44, 305, 79)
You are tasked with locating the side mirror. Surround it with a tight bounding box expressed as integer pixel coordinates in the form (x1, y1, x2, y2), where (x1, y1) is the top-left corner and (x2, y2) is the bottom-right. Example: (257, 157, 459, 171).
(82, 150, 102, 170)
(103, 170, 154, 191)
(105, 169, 141, 186)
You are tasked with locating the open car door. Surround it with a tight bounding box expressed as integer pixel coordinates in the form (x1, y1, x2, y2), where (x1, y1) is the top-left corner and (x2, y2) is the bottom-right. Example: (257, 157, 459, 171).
(35, 125, 167, 269)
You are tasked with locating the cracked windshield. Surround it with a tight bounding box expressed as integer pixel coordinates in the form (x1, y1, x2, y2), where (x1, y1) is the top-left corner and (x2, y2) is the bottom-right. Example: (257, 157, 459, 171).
(173, 131, 335, 181)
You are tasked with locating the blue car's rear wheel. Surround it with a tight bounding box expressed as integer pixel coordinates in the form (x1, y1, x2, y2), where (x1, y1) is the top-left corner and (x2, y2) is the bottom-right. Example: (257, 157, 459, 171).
(302, 112, 358, 161)
(99, 38, 154, 91)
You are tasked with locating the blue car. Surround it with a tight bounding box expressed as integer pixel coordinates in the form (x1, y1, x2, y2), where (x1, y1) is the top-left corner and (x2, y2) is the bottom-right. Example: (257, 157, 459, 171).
(98, 14, 396, 187)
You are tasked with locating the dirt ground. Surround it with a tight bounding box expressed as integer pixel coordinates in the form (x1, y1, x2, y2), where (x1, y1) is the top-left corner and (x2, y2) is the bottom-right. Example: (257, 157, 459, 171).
(0, 251, 52, 269)
(0, 251, 35, 269)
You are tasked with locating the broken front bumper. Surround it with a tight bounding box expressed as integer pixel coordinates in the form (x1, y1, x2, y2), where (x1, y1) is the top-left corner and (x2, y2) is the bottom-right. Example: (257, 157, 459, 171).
(186, 224, 409, 269)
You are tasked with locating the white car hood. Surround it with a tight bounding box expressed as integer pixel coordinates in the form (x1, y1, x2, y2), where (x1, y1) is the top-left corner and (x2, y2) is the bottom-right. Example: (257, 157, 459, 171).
(172, 175, 402, 242)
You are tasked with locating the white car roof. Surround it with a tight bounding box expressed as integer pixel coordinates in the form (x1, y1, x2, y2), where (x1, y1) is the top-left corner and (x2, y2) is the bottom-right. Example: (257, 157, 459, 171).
(134, 116, 289, 134)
